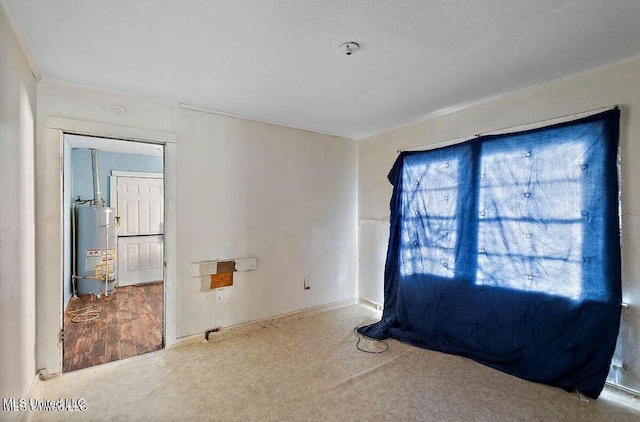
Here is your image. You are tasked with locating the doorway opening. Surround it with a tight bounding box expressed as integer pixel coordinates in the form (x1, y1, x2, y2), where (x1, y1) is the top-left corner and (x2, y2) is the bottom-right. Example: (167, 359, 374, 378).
(62, 134, 165, 372)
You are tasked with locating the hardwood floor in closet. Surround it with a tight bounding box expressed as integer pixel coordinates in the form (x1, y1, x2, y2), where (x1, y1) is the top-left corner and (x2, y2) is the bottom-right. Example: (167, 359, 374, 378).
(63, 283, 163, 372)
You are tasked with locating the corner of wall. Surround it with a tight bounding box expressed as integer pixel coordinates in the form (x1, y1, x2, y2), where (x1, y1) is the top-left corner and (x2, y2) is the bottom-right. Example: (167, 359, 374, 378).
(0, 2, 38, 400)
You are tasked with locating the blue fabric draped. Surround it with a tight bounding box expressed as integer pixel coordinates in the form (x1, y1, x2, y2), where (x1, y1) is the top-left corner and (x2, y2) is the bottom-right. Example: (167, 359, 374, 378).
(359, 110, 621, 398)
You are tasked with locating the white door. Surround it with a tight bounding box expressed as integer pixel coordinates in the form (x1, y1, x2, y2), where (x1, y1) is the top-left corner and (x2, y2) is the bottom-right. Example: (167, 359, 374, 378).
(117, 176, 163, 236)
(112, 174, 164, 286)
(117, 235, 164, 285)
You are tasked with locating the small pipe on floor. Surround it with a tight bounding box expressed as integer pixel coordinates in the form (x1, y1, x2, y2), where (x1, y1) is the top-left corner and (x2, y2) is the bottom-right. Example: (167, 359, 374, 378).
(204, 327, 220, 341)
(38, 369, 60, 381)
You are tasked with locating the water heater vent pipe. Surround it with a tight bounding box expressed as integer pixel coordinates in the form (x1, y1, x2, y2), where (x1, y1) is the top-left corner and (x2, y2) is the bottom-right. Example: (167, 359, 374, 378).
(90, 149, 105, 206)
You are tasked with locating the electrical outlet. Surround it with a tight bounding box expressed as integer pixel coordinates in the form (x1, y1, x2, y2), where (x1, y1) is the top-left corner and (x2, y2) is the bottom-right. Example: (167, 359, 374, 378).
(304, 278, 311, 290)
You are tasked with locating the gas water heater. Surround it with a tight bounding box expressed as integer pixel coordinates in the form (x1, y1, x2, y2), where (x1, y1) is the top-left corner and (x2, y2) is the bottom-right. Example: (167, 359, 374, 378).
(75, 205, 117, 295)
(73, 149, 118, 297)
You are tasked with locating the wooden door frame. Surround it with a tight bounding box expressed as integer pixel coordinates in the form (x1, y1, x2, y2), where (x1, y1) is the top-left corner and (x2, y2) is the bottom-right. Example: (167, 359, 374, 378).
(39, 117, 177, 377)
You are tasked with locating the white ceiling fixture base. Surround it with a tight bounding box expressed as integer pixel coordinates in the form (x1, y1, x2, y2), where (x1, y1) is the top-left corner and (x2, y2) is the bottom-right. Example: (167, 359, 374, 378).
(340, 42, 360, 56)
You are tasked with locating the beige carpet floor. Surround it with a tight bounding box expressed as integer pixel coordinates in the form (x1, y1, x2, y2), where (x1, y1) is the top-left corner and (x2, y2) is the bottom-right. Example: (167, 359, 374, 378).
(23, 303, 640, 422)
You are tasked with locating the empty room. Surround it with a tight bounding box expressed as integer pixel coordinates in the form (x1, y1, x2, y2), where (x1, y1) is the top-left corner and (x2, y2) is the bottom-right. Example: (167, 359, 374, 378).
(2, 1, 640, 421)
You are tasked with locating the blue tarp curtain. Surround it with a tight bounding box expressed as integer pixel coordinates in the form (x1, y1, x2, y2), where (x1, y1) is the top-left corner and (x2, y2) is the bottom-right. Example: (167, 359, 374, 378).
(358, 109, 621, 398)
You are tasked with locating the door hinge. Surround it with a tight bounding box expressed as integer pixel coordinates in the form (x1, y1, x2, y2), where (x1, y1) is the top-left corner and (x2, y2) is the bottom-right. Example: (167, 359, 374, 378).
(58, 328, 64, 342)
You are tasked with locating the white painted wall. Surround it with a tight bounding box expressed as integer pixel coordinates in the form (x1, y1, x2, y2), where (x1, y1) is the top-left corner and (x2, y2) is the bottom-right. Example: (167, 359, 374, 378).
(358, 58, 640, 391)
(0, 5, 37, 403)
(35, 80, 357, 373)
(358, 220, 388, 305)
(176, 109, 357, 336)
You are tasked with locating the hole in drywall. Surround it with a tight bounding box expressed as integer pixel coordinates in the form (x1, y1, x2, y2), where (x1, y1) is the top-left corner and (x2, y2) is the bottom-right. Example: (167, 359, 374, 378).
(211, 273, 233, 289)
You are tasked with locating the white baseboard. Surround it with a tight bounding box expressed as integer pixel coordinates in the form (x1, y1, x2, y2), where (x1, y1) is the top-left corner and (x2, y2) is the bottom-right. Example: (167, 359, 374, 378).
(174, 298, 359, 345)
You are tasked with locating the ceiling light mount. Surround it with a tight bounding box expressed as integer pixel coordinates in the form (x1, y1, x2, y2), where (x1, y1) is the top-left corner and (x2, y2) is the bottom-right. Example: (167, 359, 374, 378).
(340, 42, 360, 56)
(111, 105, 126, 116)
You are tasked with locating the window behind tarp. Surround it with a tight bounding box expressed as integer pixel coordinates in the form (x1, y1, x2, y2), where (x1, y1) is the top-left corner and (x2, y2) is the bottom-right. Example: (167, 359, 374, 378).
(359, 109, 621, 398)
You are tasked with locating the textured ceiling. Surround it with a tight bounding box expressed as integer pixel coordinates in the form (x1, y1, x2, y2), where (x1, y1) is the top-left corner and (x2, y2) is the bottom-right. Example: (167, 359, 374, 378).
(5, 0, 640, 138)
